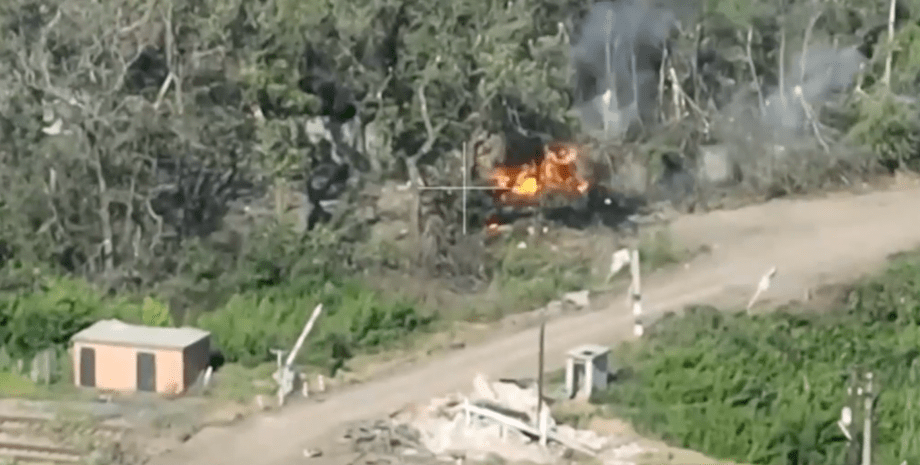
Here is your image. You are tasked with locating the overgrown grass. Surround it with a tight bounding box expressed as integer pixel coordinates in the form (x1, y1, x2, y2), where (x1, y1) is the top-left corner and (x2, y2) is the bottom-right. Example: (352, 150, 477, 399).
(0, 371, 40, 396)
(595, 251, 920, 465)
(488, 243, 593, 316)
(204, 362, 278, 404)
(637, 228, 689, 271)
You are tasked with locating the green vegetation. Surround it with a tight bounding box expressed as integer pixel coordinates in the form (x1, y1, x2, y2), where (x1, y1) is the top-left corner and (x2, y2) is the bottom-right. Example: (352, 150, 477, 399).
(487, 239, 593, 316)
(637, 229, 690, 271)
(1, 0, 919, 391)
(0, 371, 41, 397)
(202, 362, 279, 403)
(598, 252, 920, 465)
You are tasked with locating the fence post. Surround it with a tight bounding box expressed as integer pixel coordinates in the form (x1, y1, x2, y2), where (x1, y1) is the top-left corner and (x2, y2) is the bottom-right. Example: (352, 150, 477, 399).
(629, 249, 643, 337)
(861, 372, 874, 465)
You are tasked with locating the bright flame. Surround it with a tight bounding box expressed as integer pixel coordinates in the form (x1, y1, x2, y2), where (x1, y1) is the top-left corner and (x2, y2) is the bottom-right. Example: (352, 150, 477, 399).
(515, 176, 539, 196)
(489, 142, 590, 205)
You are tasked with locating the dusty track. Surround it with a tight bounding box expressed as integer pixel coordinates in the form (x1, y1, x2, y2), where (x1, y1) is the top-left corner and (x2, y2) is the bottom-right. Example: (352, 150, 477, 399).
(149, 183, 920, 465)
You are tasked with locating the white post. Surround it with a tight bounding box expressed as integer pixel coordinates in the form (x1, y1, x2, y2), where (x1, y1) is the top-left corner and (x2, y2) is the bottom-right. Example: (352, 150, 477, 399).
(746, 267, 777, 313)
(630, 249, 643, 337)
(317, 374, 326, 392)
(203, 366, 213, 387)
(539, 406, 550, 447)
(564, 357, 575, 398)
(285, 304, 324, 368)
(584, 361, 594, 399)
(862, 372, 873, 465)
(606, 248, 631, 283)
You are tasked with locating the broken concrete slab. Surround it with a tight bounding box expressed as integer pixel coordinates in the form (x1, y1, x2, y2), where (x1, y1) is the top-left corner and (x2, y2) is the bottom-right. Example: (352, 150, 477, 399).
(368, 374, 643, 465)
(343, 373, 650, 465)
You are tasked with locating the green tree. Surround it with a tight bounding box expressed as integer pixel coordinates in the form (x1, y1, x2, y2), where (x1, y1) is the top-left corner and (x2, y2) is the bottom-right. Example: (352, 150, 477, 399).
(141, 296, 174, 327)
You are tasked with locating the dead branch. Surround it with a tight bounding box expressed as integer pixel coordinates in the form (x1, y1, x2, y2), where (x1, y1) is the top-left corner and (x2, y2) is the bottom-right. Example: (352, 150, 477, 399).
(668, 66, 710, 133)
(92, 149, 115, 275)
(779, 21, 787, 109)
(118, 0, 159, 36)
(883, 0, 896, 87)
(123, 163, 141, 260)
(144, 197, 164, 253)
(406, 81, 447, 187)
(668, 62, 686, 122)
(693, 23, 703, 104)
(746, 26, 765, 114)
(629, 50, 644, 132)
(167, 2, 180, 109)
(153, 72, 176, 110)
(794, 86, 830, 152)
(799, 11, 822, 84)
(657, 47, 668, 122)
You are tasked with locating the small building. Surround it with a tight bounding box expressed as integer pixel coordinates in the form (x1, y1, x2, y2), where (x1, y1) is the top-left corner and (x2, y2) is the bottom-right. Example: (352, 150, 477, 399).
(564, 343, 611, 400)
(70, 319, 210, 395)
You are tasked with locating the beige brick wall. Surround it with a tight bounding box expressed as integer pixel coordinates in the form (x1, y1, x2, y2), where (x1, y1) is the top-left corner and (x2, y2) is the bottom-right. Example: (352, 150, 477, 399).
(72, 342, 185, 394)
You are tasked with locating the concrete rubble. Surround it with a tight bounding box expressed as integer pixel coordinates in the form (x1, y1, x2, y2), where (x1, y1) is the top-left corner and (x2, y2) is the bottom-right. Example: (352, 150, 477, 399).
(338, 374, 647, 464)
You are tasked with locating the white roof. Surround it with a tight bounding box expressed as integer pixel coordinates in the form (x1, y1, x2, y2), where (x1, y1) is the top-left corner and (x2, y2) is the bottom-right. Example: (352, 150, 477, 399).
(567, 344, 610, 359)
(71, 319, 209, 349)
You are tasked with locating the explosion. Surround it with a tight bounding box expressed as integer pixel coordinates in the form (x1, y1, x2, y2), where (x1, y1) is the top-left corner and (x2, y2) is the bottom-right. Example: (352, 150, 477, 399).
(489, 142, 590, 206)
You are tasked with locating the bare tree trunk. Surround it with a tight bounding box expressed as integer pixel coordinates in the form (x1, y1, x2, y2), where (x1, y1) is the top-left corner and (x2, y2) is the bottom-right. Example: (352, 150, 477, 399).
(93, 151, 115, 275)
(779, 22, 787, 110)
(883, 0, 896, 87)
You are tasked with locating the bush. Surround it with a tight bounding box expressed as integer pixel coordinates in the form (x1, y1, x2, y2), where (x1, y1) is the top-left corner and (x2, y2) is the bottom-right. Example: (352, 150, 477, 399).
(600, 252, 920, 465)
(0, 275, 145, 361)
(197, 278, 432, 372)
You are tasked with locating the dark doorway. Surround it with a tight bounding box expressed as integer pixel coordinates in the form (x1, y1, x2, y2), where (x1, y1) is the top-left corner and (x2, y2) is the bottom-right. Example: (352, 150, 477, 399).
(136, 352, 156, 392)
(79, 347, 95, 387)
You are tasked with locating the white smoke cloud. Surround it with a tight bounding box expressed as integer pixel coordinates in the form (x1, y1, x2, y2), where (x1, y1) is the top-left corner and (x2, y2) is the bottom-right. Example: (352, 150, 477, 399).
(571, 0, 678, 138)
(762, 45, 866, 135)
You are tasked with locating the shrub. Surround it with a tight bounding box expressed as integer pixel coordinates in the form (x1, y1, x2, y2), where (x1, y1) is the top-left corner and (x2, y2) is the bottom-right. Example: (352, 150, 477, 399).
(600, 252, 920, 465)
(197, 278, 432, 372)
(0, 276, 144, 361)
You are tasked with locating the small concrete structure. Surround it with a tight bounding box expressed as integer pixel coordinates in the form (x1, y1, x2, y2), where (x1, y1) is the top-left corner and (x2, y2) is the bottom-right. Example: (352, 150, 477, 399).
(70, 319, 210, 395)
(564, 344, 611, 400)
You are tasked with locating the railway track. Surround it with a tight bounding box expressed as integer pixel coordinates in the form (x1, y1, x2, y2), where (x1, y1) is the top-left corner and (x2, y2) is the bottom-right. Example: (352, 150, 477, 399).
(0, 440, 82, 464)
(0, 414, 130, 434)
(0, 414, 133, 464)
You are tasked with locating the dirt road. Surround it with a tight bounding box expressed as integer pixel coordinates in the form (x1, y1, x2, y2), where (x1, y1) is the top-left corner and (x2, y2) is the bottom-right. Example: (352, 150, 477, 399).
(149, 183, 920, 465)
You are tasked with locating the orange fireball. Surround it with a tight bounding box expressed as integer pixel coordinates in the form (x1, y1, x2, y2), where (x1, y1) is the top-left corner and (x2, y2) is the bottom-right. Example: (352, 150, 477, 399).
(488, 142, 589, 206)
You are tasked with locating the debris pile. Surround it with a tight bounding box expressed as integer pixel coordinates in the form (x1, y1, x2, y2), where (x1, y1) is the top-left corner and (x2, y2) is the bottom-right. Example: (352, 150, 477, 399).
(335, 374, 648, 464)
(339, 420, 434, 464)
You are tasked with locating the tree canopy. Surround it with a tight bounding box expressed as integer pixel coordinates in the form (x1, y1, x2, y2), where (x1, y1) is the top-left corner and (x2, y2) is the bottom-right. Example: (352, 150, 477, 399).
(1, 0, 919, 369)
